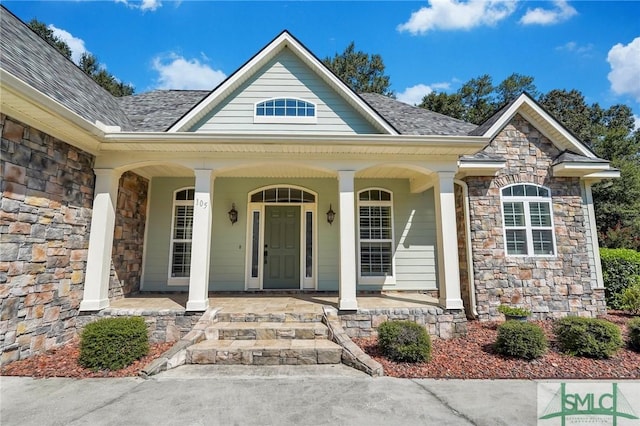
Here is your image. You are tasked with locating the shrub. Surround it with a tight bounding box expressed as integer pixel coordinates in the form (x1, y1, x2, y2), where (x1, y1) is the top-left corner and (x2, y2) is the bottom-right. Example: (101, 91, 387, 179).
(553, 317, 623, 359)
(495, 321, 547, 359)
(377, 320, 431, 363)
(497, 305, 531, 317)
(628, 318, 640, 352)
(79, 316, 149, 371)
(600, 248, 640, 309)
(620, 277, 640, 314)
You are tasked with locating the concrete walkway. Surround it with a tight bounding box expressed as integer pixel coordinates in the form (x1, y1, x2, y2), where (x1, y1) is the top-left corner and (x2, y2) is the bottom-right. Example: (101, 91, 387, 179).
(1, 365, 541, 426)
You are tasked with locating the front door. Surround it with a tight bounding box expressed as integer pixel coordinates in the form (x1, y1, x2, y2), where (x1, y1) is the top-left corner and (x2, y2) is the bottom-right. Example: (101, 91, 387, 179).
(263, 205, 300, 289)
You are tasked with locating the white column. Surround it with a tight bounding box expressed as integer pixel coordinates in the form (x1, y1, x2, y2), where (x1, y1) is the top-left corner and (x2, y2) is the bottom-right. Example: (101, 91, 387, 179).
(186, 170, 214, 311)
(80, 169, 120, 311)
(338, 170, 358, 311)
(434, 171, 464, 310)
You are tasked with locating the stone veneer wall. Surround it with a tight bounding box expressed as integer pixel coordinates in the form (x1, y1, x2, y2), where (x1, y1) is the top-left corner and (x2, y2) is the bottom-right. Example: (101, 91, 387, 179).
(454, 183, 473, 319)
(109, 171, 148, 300)
(465, 114, 606, 321)
(1, 115, 95, 364)
(339, 307, 467, 339)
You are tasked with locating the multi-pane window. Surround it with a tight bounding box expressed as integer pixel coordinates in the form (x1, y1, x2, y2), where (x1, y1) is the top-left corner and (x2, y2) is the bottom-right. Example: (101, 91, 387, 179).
(255, 98, 315, 117)
(358, 189, 393, 278)
(501, 184, 555, 256)
(169, 188, 194, 282)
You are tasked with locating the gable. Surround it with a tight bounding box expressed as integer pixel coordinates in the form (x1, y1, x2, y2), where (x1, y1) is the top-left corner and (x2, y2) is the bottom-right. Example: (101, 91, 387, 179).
(189, 48, 380, 134)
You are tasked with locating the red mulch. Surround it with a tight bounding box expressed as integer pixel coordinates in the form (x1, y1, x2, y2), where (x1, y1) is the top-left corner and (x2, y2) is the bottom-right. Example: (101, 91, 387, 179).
(353, 312, 640, 379)
(2, 313, 638, 379)
(0, 340, 173, 378)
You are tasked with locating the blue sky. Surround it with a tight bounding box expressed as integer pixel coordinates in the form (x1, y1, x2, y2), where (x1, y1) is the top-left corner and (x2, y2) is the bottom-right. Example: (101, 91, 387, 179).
(4, 1, 640, 125)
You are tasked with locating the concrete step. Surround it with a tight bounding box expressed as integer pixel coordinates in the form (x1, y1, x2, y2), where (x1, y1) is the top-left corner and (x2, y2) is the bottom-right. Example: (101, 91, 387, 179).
(187, 339, 343, 365)
(215, 312, 324, 323)
(207, 321, 329, 340)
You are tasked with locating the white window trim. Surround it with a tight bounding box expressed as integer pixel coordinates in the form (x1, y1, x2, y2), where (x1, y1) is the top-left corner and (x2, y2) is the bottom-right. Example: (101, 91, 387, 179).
(244, 185, 318, 290)
(357, 188, 396, 285)
(167, 187, 195, 286)
(253, 97, 317, 124)
(500, 184, 557, 257)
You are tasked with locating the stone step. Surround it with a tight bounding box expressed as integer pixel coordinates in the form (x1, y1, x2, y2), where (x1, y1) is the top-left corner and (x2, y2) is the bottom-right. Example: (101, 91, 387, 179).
(207, 321, 329, 340)
(215, 312, 324, 323)
(187, 339, 343, 365)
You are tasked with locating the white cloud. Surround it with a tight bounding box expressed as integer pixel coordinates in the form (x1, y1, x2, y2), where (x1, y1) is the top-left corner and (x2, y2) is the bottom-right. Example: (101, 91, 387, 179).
(634, 115, 640, 131)
(49, 25, 88, 64)
(519, 0, 577, 25)
(397, 0, 517, 35)
(555, 41, 593, 56)
(152, 53, 226, 90)
(607, 37, 640, 102)
(115, 0, 162, 12)
(396, 83, 452, 105)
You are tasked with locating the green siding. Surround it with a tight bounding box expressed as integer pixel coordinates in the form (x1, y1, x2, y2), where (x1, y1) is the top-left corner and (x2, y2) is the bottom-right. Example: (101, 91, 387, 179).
(191, 49, 380, 134)
(142, 177, 436, 292)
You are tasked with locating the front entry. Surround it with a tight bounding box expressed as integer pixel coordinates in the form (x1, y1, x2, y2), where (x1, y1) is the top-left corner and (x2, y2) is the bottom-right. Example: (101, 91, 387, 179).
(263, 205, 300, 289)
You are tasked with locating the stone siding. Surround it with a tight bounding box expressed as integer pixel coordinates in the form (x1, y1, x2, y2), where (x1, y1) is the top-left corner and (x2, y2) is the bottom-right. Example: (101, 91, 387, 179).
(339, 307, 467, 339)
(109, 171, 148, 300)
(455, 183, 473, 318)
(465, 114, 606, 321)
(76, 309, 201, 344)
(1, 115, 95, 364)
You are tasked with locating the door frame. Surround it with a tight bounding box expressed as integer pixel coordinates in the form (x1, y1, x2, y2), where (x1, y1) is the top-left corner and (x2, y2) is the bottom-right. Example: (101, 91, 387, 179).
(244, 185, 317, 291)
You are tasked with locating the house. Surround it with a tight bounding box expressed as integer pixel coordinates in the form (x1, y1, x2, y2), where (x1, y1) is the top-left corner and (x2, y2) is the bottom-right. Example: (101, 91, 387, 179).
(0, 6, 618, 362)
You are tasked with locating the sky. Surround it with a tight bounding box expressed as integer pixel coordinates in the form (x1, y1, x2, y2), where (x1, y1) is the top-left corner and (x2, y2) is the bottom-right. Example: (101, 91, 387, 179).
(3, 1, 640, 126)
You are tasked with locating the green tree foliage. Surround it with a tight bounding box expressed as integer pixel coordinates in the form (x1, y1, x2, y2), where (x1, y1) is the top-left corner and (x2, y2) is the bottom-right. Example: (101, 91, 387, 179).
(27, 19, 72, 60)
(79, 53, 135, 97)
(27, 19, 134, 97)
(323, 42, 392, 95)
(419, 73, 539, 125)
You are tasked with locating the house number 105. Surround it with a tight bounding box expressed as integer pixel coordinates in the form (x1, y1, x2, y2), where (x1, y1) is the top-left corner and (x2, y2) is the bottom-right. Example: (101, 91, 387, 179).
(195, 198, 208, 209)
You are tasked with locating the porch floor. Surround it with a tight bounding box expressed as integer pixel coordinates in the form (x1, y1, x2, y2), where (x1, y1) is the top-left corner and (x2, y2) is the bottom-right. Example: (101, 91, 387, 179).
(108, 292, 440, 313)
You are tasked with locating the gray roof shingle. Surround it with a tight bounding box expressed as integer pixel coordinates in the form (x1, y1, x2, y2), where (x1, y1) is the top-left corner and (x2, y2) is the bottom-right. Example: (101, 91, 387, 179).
(117, 90, 210, 131)
(359, 93, 477, 136)
(0, 7, 131, 128)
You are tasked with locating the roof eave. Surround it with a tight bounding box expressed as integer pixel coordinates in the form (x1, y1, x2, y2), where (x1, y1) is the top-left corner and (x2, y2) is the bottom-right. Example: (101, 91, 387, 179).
(0, 69, 104, 154)
(552, 162, 615, 177)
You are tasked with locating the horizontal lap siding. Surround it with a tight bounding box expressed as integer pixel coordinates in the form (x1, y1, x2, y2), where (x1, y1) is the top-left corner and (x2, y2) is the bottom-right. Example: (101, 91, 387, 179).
(192, 49, 379, 134)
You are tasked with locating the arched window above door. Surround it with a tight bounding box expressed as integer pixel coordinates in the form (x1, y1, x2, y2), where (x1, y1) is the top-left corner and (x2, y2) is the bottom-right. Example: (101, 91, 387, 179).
(250, 187, 315, 203)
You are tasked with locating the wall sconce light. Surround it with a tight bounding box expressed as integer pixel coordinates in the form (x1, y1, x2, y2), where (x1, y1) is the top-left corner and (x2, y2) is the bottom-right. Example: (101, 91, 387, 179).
(228, 203, 238, 225)
(326, 204, 336, 225)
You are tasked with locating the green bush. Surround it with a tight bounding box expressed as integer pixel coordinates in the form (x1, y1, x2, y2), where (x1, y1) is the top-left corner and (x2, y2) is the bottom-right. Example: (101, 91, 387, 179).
(79, 317, 149, 371)
(497, 305, 531, 317)
(495, 321, 547, 359)
(553, 317, 623, 359)
(628, 317, 640, 352)
(600, 248, 640, 309)
(377, 320, 431, 363)
(620, 277, 640, 314)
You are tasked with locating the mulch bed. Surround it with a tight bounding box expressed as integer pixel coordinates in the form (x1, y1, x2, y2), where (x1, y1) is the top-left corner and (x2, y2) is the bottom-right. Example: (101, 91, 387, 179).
(0, 341, 173, 379)
(353, 312, 640, 379)
(2, 313, 638, 379)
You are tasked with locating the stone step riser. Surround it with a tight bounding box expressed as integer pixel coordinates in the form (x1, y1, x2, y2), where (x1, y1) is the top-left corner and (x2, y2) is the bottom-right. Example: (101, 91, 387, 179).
(212, 328, 328, 340)
(215, 313, 324, 323)
(187, 348, 342, 366)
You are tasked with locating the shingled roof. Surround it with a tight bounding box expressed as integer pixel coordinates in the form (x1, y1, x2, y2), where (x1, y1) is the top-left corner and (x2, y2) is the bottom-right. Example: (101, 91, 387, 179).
(359, 93, 477, 136)
(117, 90, 210, 132)
(0, 7, 131, 129)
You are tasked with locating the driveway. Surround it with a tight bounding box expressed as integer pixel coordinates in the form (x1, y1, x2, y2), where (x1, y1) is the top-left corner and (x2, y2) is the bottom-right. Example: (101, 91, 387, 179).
(1, 365, 540, 425)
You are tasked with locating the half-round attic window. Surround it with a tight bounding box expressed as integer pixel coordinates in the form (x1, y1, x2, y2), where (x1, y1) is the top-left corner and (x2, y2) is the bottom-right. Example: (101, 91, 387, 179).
(254, 98, 317, 124)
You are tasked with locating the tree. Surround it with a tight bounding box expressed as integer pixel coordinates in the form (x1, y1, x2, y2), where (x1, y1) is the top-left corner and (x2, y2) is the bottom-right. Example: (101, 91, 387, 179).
(538, 89, 597, 145)
(419, 92, 464, 120)
(28, 19, 134, 97)
(458, 74, 495, 124)
(323, 42, 392, 95)
(496, 73, 539, 104)
(28, 19, 72, 59)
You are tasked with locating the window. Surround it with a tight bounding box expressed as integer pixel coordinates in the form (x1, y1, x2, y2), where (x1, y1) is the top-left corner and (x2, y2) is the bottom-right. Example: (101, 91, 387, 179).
(254, 98, 317, 124)
(501, 184, 555, 256)
(169, 188, 194, 284)
(358, 189, 394, 281)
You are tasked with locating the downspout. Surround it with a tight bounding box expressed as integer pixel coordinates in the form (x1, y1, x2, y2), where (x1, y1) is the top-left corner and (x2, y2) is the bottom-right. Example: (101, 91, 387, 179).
(455, 179, 477, 318)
